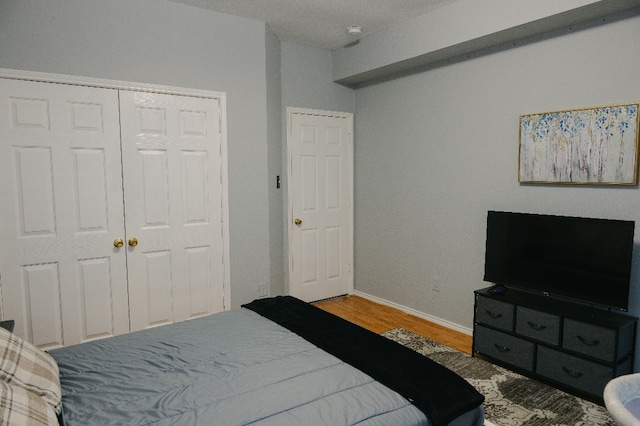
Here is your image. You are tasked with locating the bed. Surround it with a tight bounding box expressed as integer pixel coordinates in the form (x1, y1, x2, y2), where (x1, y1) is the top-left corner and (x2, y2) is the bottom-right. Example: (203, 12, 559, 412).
(1, 296, 484, 426)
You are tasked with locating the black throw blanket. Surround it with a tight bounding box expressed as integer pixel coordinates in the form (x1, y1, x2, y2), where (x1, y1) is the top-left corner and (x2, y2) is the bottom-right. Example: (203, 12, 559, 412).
(243, 296, 484, 426)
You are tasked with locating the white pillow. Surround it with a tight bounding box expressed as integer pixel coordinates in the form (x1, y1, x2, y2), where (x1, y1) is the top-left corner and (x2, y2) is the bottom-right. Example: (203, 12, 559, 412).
(0, 380, 58, 425)
(0, 327, 61, 415)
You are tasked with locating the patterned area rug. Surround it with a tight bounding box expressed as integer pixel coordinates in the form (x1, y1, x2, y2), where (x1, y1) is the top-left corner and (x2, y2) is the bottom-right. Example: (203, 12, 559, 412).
(382, 328, 615, 426)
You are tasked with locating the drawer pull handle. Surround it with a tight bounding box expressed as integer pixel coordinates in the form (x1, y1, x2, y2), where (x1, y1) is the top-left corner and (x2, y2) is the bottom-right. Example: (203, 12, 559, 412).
(527, 321, 547, 331)
(562, 366, 584, 378)
(577, 335, 600, 346)
(494, 343, 511, 353)
(486, 310, 503, 319)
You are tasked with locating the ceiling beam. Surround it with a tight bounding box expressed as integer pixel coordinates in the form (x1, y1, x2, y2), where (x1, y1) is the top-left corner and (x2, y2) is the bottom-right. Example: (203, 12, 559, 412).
(332, 0, 640, 87)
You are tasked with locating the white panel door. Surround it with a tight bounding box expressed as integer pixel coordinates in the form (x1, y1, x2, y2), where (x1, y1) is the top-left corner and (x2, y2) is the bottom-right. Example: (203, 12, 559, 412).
(0, 78, 129, 348)
(288, 109, 353, 302)
(119, 91, 225, 331)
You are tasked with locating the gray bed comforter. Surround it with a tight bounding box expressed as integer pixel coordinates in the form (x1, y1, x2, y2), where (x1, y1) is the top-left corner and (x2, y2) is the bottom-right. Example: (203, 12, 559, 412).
(51, 308, 483, 425)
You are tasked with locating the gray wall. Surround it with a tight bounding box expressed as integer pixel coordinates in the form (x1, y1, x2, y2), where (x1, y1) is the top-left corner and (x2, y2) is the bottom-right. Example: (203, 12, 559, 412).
(354, 12, 640, 345)
(0, 0, 271, 308)
(281, 42, 356, 114)
(266, 28, 284, 297)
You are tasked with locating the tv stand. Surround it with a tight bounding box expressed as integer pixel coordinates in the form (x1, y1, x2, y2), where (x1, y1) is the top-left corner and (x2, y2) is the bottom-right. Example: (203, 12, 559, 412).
(473, 286, 637, 404)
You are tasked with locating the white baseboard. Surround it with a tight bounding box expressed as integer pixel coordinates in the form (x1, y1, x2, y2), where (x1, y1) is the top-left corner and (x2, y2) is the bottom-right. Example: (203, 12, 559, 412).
(353, 290, 473, 336)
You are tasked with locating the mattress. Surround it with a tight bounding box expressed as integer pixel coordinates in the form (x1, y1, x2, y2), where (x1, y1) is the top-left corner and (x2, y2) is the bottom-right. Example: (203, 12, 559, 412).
(50, 301, 483, 425)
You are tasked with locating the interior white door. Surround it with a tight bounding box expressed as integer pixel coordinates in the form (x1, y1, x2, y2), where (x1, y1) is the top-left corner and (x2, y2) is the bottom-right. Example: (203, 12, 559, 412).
(0, 78, 130, 348)
(288, 108, 353, 302)
(119, 91, 225, 331)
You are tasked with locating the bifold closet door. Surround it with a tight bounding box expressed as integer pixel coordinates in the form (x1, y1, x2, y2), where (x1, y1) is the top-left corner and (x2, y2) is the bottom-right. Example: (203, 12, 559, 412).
(0, 79, 226, 347)
(119, 91, 225, 331)
(0, 78, 130, 348)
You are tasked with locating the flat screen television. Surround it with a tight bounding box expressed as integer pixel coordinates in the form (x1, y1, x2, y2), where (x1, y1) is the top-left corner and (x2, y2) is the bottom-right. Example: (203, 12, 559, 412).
(483, 211, 635, 311)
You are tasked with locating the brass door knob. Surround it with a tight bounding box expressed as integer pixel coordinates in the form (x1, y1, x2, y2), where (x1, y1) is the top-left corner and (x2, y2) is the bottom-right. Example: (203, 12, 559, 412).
(128, 237, 138, 247)
(294, 218, 302, 225)
(113, 238, 124, 248)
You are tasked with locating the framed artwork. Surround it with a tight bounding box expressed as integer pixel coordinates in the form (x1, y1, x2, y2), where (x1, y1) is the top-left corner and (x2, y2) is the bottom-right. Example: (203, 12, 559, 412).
(518, 103, 639, 185)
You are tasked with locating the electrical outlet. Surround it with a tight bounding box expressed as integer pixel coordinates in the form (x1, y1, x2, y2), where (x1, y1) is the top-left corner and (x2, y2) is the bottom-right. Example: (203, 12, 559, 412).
(432, 275, 441, 292)
(257, 282, 269, 298)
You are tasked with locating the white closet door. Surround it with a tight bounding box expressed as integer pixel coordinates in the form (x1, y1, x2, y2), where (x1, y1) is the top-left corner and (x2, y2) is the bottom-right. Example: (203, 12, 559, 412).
(119, 91, 225, 331)
(0, 78, 129, 348)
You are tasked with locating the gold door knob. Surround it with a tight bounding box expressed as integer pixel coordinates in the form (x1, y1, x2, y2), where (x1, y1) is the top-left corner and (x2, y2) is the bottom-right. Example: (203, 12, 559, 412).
(294, 218, 302, 225)
(128, 237, 138, 247)
(113, 238, 124, 248)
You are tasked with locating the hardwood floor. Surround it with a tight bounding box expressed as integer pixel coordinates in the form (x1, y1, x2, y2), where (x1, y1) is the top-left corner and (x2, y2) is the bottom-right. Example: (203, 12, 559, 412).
(313, 295, 473, 354)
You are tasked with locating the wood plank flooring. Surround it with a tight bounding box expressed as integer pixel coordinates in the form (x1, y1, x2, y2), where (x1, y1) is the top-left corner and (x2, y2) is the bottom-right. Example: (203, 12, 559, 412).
(313, 295, 473, 354)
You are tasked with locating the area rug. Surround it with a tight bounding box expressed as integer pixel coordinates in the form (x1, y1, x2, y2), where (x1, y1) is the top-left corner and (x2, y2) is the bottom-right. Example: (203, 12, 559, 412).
(382, 328, 615, 426)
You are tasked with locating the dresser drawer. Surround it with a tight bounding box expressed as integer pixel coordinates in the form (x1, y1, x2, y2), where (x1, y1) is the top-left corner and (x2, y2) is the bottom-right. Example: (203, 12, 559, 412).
(474, 325, 534, 371)
(516, 306, 560, 346)
(563, 319, 616, 362)
(537, 346, 613, 397)
(475, 296, 514, 331)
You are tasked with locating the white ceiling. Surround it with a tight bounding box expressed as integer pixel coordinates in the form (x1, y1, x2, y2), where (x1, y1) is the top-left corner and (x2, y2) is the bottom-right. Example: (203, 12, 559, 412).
(170, 0, 459, 50)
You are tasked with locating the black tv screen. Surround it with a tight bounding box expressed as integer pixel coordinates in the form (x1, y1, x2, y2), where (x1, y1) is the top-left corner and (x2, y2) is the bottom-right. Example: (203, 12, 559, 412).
(484, 211, 635, 311)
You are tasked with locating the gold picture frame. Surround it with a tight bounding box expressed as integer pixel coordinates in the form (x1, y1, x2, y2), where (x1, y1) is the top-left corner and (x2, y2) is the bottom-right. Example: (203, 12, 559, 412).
(518, 103, 639, 185)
